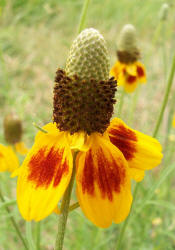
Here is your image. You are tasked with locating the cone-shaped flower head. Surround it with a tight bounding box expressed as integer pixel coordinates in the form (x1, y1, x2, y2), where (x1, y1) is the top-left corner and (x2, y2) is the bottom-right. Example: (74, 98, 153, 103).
(159, 3, 169, 21)
(53, 28, 116, 134)
(117, 24, 140, 63)
(3, 113, 22, 144)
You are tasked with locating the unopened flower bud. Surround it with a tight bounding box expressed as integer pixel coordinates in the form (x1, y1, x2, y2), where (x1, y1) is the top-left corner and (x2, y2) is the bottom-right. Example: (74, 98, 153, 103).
(3, 113, 22, 144)
(117, 24, 140, 63)
(159, 3, 169, 21)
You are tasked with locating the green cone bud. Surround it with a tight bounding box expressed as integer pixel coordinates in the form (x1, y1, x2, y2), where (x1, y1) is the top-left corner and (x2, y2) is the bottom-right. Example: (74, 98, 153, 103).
(118, 24, 137, 53)
(65, 28, 109, 81)
(3, 113, 22, 144)
(159, 3, 169, 21)
(53, 28, 117, 135)
(117, 24, 140, 63)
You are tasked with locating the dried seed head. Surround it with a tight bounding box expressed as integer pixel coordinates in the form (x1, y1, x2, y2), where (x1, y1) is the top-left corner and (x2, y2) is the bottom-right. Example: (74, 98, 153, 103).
(3, 113, 22, 144)
(159, 3, 169, 21)
(117, 24, 140, 63)
(53, 28, 117, 135)
(65, 28, 110, 81)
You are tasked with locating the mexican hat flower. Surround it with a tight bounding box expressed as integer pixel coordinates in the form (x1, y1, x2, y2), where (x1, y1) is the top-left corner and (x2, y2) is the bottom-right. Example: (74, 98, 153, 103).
(110, 24, 146, 93)
(0, 113, 28, 173)
(17, 28, 162, 228)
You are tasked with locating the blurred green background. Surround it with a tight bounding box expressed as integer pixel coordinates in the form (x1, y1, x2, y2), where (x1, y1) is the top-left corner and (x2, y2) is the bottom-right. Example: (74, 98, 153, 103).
(0, 0, 175, 249)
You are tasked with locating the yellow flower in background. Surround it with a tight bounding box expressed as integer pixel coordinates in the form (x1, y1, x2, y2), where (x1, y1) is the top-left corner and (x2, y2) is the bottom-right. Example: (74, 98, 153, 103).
(16, 29, 162, 228)
(110, 24, 146, 93)
(0, 144, 19, 173)
(3, 113, 28, 155)
(0, 113, 28, 173)
(172, 114, 175, 127)
(111, 61, 146, 93)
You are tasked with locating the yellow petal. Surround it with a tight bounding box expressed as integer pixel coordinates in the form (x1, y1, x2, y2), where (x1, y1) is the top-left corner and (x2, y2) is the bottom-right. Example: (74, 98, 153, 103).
(15, 142, 28, 155)
(66, 132, 90, 152)
(110, 61, 124, 80)
(172, 114, 175, 128)
(129, 168, 145, 182)
(125, 63, 137, 76)
(107, 118, 163, 181)
(0, 144, 19, 172)
(17, 126, 73, 221)
(136, 62, 146, 83)
(124, 79, 138, 93)
(76, 133, 132, 228)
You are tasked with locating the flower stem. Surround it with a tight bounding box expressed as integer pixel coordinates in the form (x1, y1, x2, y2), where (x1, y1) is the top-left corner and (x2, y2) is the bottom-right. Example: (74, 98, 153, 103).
(77, 0, 91, 34)
(26, 222, 36, 250)
(54, 152, 77, 250)
(115, 183, 139, 250)
(153, 52, 175, 138)
(0, 189, 28, 250)
(128, 86, 140, 125)
(35, 222, 41, 250)
(118, 88, 125, 117)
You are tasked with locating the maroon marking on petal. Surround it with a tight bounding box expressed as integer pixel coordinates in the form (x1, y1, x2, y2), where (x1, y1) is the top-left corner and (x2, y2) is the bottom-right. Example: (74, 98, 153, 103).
(137, 65, 145, 77)
(82, 150, 95, 196)
(82, 148, 126, 201)
(108, 124, 137, 160)
(28, 147, 69, 188)
(127, 75, 137, 84)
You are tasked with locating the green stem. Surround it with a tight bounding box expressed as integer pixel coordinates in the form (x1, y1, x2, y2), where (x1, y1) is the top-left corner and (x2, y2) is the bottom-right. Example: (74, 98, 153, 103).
(77, 0, 91, 34)
(118, 88, 125, 117)
(26, 222, 36, 250)
(69, 202, 80, 212)
(35, 222, 41, 250)
(54, 152, 77, 250)
(0, 190, 28, 250)
(153, 52, 175, 138)
(116, 183, 139, 250)
(128, 86, 140, 125)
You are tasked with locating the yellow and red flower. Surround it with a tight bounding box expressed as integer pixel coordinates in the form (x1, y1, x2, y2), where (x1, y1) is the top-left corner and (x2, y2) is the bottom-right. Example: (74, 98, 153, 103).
(16, 119, 162, 227)
(110, 61, 146, 93)
(16, 28, 162, 228)
(0, 113, 28, 173)
(0, 144, 19, 173)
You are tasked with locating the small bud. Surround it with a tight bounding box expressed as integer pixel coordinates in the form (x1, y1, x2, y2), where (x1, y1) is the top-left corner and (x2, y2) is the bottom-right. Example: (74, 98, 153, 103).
(159, 3, 169, 21)
(3, 113, 22, 144)
(117, 24, 140, 63)
(65, 28, 110, 81)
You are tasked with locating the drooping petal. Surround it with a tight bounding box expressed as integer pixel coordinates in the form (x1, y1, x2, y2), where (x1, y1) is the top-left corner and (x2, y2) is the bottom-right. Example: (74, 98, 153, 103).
(124, 74, 138, 93)
(110, 61, 124, 81)
(107, 118, 163, 181)
(125, 63, 137, 76)
(76, 133, 132, 228)
(136, 62, 146, 83)
(17, 124, 73, 221)
(0, 144, 19, 172)
(15, 142, 28, 155)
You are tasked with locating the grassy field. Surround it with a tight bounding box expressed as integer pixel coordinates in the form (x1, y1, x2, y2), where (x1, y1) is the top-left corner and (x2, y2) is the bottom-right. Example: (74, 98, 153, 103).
(0, 0, 175, 249)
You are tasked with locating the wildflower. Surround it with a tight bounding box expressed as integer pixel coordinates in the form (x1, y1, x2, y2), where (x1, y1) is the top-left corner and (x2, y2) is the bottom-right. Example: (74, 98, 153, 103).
(110, 24, 146, 93)
(17, 28, 162, 228)
(0, 113, 28, 173)
(172, 114, 175, 128)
